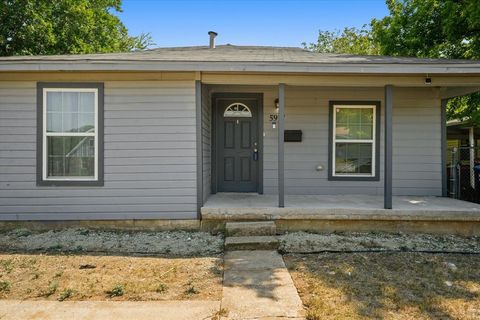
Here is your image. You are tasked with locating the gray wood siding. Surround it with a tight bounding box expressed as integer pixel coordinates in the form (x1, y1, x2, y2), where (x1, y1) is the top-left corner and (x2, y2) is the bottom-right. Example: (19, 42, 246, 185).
(0, 80, 198, 220)
(392, 88, 442, 196)
(201, 84, 212, 202)
(209, 85, 441, 196)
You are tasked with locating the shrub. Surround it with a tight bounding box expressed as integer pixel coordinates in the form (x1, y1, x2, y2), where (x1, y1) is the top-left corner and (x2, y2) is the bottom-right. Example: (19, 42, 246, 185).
(156, 283, 168, 294)
(106, 284, 124, 297)
(0, 281, 10, 292)
(58, 288, 74, 301)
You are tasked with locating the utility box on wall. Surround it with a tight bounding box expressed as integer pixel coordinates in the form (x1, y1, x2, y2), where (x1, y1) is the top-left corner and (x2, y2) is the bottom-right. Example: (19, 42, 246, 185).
(284, 130, 302, 142)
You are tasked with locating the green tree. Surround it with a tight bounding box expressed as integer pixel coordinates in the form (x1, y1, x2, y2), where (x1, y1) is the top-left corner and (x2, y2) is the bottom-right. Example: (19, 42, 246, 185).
(372, 0, 480, 60)
(306, 0, 480, 123)
(0, 0, 153, 56)
(303, 27, 379, 55)
(371, 0, 480, 123)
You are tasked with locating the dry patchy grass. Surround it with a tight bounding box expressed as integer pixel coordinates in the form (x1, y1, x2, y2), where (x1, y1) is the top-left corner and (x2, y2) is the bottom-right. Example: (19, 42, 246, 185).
(0, 253, 223, 302)
(285, 252, 480, 320)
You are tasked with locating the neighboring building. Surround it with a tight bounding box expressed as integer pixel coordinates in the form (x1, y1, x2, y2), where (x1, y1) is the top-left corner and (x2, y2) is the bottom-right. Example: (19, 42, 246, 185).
(447, 118, 480, 150)
(447, 119, 480, 202)
(1, 34, 480, 223)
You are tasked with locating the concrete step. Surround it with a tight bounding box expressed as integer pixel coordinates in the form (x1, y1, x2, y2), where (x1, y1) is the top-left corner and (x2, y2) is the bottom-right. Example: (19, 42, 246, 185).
(226, 221, 276, 237)
(225, 236, 279, 251)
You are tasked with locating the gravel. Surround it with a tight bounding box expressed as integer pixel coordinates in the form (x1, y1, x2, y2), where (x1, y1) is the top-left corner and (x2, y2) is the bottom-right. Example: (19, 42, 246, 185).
(0, 228, 224, 256)
(2, 228, 478, 255)
(279, 231, 480, 253)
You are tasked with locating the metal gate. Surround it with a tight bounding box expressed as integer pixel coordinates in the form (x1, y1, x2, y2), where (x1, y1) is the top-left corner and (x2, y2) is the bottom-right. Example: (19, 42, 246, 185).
(448, 146, 480, 203)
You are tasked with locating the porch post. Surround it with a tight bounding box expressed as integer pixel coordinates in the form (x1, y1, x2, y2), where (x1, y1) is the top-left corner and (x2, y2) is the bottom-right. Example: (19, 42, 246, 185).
(441, 99, 448, 196)
(195, 80, 203, 218)
(469, 126, 475, 188)
(278, 83, 285, 208)
(384, 85, 393, 209)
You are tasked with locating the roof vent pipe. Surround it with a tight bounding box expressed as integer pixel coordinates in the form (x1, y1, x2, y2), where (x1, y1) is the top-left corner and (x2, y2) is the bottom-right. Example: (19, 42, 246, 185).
(208, 31, 218, 49)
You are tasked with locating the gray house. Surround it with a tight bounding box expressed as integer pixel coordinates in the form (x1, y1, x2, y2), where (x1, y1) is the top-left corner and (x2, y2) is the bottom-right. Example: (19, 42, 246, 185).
(1, 35, 480, 233)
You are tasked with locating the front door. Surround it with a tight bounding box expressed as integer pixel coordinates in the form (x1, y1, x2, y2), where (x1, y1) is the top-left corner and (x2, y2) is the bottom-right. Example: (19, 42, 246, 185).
(214, 93, 262, 192)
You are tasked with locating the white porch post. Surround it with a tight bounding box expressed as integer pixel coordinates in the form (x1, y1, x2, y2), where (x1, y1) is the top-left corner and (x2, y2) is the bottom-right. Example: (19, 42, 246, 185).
(278, 83, 285, 208)
(384, 85, 393, 209)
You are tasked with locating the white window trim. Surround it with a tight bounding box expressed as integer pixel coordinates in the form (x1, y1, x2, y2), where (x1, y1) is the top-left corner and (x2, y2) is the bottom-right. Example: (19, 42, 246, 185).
(332, 104, 376, 178)
(42, 88, 98, 181)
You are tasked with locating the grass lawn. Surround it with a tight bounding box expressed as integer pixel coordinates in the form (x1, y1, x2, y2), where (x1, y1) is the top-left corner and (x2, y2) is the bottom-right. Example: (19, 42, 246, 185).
(285, 252, 480, 320)
(0, 253, 222, 302)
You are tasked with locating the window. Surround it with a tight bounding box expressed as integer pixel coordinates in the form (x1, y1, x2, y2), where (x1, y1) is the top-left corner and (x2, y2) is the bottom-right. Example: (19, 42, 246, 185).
(37, 83, 104, 186)
(329, 101, 380, 181)
(223, 102, 252, 118)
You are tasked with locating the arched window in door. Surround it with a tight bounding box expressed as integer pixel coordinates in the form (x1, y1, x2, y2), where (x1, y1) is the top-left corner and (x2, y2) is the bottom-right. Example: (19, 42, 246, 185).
(223, 102, 252, 118)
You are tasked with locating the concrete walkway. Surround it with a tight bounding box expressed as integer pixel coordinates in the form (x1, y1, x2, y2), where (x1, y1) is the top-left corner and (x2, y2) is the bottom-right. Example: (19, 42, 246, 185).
(0, 251, 305, 320)
(0, 300, 221, 320)
(221, 250, 304, 319)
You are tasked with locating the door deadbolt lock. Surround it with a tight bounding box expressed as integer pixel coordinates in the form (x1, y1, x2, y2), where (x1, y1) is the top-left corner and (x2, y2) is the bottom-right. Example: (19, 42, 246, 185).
(253, 148, 259, 161)
(253, 142, 259, 161)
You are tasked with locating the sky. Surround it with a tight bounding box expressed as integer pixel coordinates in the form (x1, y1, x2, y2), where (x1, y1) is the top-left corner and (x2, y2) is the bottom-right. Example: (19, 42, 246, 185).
(119, 0, 390, 48)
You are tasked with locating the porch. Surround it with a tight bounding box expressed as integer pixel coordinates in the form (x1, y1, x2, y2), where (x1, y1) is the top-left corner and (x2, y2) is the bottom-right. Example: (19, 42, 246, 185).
(201, 193, 480, 235)
(198, 79, 480, 213)
(195, 66, 480, 234)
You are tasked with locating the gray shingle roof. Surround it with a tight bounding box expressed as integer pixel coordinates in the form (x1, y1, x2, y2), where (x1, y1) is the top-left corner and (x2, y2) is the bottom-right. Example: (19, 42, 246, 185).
(0, 45, 479, 73)
(0, 44, 477, 64)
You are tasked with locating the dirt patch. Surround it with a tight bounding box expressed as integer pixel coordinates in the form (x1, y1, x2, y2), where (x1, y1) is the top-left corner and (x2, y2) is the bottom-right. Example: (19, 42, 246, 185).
(0, 253, 222, 301)
(285, 252, 480, 320)
(279, 231, 480, 253)
(0, 229, 223, 256)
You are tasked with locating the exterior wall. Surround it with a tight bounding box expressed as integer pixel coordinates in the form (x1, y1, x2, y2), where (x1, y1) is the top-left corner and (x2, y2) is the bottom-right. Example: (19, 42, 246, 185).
(392, 88, 441, 196)
(0, 77, 443, 222)
(209, 85, 441, 196)
(201, 84, 212, 202)
(0, 80, 198, 220)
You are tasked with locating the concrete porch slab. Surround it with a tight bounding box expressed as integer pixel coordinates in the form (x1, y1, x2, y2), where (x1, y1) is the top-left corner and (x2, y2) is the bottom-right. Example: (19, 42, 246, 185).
(202, 194, 480, 221)
(202, 194, 480, 235)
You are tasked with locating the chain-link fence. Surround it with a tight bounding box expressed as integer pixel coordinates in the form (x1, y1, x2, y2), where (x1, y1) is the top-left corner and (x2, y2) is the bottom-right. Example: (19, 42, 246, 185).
(448, 146, 480, 203)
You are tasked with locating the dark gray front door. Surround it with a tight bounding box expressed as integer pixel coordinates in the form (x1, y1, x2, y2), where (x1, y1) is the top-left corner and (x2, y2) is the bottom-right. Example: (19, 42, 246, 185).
(215, 94, 261, 192)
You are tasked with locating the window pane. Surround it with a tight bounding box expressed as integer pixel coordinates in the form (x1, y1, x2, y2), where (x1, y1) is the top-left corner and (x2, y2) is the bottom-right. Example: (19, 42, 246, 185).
(46, 91, 95, 133)
(78, 113, 95, 132)
(335, 107, 373, 140)
(62, 112, 79, 133)
(47, 136, 95, 177)
(62, 92, 79, 113)
(47, 112, 62, 132)
(335, 142, 372, 174)
(79, 92, 95, 113)
(46, 92, 63, 112)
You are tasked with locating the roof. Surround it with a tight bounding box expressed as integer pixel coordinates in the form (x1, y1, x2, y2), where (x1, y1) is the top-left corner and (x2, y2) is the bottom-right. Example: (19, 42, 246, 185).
(1, 44, 480, 74)
(447, 118, 476, 128)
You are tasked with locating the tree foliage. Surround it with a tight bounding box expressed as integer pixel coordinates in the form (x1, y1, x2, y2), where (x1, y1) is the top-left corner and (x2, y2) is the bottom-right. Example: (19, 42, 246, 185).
(306, 0, 480, 122)
(0, 0, 153, 56)
(372, 0, 480, 60)
(371, 0, 480, 122)
(302, 27, 379, 55)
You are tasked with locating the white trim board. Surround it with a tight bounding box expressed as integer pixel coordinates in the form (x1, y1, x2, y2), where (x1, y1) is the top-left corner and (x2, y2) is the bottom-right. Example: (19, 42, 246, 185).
(42, 88, 99, 182)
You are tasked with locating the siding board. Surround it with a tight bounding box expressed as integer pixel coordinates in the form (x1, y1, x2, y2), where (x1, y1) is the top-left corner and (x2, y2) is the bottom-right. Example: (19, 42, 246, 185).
(0, 80, 197, 220)
(201, 84, 212, 202)
(210, 85, 441, 196)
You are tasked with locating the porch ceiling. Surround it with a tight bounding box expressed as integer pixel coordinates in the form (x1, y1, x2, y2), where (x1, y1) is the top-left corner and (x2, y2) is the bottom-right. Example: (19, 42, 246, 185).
(200, 73, 480, 93)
